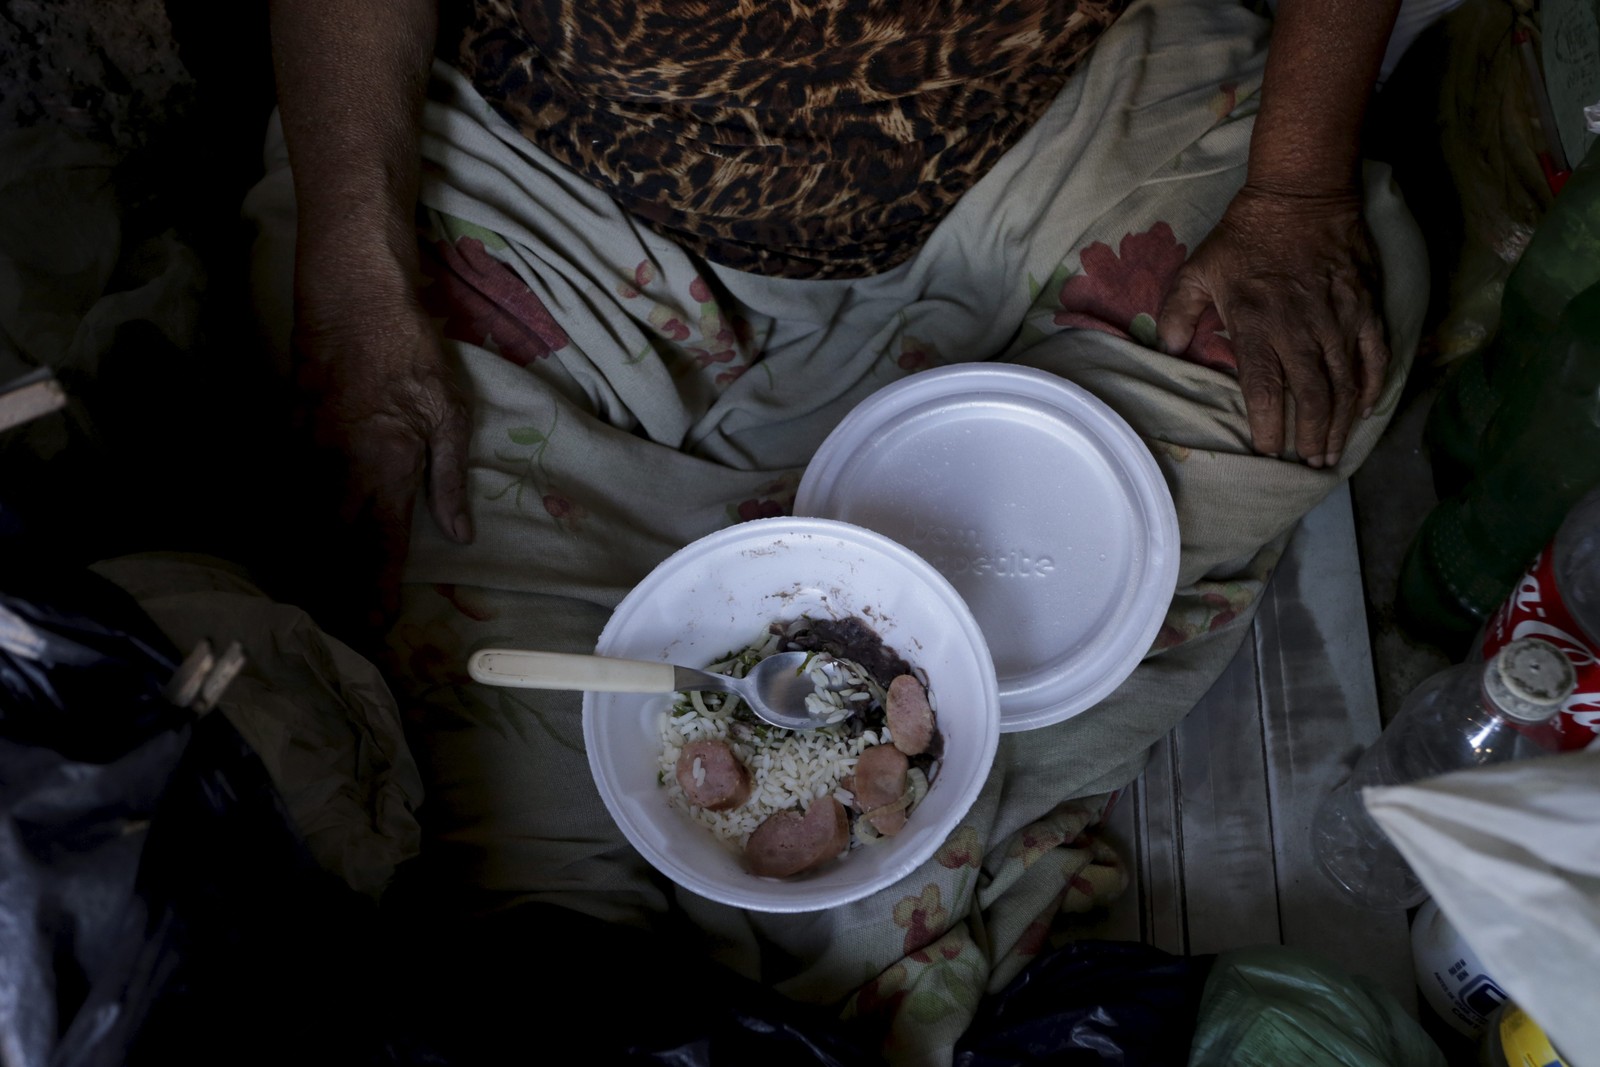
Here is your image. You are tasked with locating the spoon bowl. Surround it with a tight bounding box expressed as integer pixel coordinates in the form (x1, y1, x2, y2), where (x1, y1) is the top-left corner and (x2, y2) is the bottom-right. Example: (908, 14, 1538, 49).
(466, 648, 848, 731)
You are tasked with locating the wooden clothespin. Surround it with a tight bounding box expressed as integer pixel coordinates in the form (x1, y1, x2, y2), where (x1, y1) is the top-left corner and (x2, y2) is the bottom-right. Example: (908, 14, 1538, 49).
(0, 369, 68, 434)
(163, 639, 247, 714)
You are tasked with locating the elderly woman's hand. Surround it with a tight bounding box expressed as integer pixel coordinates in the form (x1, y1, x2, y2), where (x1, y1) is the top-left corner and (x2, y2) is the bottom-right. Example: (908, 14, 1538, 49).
(293, 270, 473, 628)
(1155, 184, 1388, 470)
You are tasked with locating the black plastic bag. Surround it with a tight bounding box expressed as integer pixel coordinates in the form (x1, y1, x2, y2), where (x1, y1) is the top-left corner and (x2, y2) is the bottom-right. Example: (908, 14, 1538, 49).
(1, 560, 186, 1066)
(0, 551, 379, 1067)
(954, 940, 1215, 1066)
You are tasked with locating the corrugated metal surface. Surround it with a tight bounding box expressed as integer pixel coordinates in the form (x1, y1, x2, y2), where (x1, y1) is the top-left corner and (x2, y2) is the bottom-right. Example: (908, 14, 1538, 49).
(1099, 483, 1414, 1010)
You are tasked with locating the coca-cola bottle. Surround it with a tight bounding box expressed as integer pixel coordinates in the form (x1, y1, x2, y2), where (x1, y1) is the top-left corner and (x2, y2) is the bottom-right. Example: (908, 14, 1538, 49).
(1310, 637, 1575, 911)
(1477, 485, 1600, 750)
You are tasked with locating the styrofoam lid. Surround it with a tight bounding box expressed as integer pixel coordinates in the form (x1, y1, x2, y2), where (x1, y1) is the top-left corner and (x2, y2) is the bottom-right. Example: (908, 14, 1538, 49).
(795, 365, 1179, 732)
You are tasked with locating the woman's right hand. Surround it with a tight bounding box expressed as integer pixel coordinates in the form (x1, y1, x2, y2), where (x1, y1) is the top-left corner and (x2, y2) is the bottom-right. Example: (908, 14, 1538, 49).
(292, 269, 474, 629)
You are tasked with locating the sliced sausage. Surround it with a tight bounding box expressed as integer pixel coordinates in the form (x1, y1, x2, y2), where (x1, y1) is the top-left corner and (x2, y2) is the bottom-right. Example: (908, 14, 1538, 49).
(853, 743, 910, 836)
(886, 674, 937, 756)
(745, 796, 850, 878)
(675, 739, 751, 812)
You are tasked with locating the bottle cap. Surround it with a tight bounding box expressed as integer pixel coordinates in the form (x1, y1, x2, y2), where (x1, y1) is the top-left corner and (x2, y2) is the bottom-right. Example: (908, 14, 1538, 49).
(1485, 637, 1578, 722)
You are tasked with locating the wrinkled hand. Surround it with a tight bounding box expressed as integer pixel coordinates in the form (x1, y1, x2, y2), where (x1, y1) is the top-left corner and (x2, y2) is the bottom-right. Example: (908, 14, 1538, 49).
(292, 280, 472, 630)
(1156, 185, 1388, 468)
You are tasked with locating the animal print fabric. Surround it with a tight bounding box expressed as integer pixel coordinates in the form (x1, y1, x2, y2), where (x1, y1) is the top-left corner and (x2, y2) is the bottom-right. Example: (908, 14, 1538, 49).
(448, 0, 1127, 278)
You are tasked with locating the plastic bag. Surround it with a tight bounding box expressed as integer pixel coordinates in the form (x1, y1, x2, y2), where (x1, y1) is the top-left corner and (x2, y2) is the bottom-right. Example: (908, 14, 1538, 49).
(952, 940, 1215, 1066)
(1365, 749, 1600, 1067)
(1187, 946, 1447, 1067)
(1, 560, 186, 1066)
(0, 552, 379, 1067)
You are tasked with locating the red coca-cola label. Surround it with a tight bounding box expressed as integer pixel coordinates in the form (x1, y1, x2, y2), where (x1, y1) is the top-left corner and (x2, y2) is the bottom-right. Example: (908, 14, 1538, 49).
(1482, 547, 1600, 750)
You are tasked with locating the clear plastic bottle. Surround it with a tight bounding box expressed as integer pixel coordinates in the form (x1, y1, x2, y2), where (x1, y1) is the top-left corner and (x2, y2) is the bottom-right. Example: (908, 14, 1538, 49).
(1398, 280, 1600, 646)
(1552, 485, 1600, 643)
(1311, 637, 1576, 911)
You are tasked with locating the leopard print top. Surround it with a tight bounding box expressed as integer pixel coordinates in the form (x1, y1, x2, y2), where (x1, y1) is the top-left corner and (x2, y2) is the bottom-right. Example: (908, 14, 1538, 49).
(448, 0, 1127, 278)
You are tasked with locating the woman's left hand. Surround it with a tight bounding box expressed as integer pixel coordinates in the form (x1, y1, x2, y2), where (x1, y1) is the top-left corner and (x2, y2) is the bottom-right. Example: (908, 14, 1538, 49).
(1155, 183, 1388, 469)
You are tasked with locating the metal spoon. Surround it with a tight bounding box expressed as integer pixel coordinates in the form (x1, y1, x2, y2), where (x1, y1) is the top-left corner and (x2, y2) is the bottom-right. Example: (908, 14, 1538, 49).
(466, 648, 849, 731)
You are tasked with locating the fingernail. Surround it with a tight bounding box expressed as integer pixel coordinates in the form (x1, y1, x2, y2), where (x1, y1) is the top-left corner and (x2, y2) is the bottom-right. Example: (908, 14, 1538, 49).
(453, 514, 474, 543)
(1326, 450, 1342, 466)
(1360, 406, 1373, 419)
(1307, 454, 1324, 469)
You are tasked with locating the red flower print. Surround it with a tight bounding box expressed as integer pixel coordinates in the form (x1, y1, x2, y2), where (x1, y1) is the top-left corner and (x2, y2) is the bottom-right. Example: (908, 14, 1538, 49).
(648, 304, 692, 342)
(909, 931, 969, 968)
(1202, 591, 1238, 631)
(736, 499, 786, 522)
(634, 261, 656, 289)
(541, 492, 588, 531)
(432, 583, 495, 622)
(694, 348, 737, 367)
(1211, 81, 1239, 121)
(715, 366, 747, 386)
(1015, 919, 1050, 959)
(1054, 222, 1235, 371)
(935, 825, 980, 870)
(728, 473, 798, 525)
(854, 963, 909, 1018)
(897, 333, 939, 372)
(1008, 822, 1066, 869)
(689, 276, 712, 303)
(419, 237, 569, 366)
(1154, 623, 1188, 650)
(892, 883, 948, 957)
(391, 617, 470, 688)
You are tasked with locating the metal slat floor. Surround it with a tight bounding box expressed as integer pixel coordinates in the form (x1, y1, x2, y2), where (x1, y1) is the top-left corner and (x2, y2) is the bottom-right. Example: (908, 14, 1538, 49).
(1094, 483, 1415, 1011)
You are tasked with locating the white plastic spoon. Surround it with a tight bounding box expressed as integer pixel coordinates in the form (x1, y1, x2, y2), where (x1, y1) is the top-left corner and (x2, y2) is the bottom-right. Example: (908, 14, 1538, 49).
(466, 648, 848, 731)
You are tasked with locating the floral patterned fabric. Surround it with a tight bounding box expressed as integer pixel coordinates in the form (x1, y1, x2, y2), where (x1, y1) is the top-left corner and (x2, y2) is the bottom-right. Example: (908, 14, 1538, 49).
(246, 1, 1428, 1062)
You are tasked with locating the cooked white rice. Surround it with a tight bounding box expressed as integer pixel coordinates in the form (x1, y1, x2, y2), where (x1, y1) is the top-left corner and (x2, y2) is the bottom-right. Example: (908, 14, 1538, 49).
(657, 624, 932, 854)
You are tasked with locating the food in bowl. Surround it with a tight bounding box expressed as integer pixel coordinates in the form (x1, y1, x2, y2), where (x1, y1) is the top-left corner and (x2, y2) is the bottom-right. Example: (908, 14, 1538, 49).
(657, 615, 943, 878)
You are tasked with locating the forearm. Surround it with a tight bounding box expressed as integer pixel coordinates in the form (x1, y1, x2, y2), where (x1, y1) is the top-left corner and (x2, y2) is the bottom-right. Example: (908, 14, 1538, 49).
(1248, 0, 1401, 196)
(268, 0, 438, 305)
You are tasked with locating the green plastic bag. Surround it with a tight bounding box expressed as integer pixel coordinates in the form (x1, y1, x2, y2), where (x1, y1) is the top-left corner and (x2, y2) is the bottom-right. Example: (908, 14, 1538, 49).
(1188, 946, 1446, 1067)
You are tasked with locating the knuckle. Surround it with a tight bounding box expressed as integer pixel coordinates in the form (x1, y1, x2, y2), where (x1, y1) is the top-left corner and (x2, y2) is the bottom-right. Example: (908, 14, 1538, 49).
(1242, 380, 1281, 412)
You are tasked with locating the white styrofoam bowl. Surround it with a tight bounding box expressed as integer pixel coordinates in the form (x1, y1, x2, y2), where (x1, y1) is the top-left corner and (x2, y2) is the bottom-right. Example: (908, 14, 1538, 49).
(584, 516, 1000, 913)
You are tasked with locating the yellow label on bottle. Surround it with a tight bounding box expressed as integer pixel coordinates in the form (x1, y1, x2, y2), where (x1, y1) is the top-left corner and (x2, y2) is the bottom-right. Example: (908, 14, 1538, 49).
(1498, 1006, 1569, 1067)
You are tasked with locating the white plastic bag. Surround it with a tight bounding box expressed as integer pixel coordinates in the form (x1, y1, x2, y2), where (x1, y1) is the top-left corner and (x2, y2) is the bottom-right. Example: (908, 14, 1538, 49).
(1364, 749, 1600, 1067)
